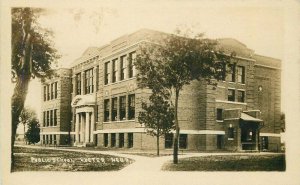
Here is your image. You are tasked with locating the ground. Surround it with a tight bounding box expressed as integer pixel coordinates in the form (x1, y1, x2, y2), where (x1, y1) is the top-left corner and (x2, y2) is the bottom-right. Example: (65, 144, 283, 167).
(161, 154, 285, 171)
(12, 145, 286, 172)
(13, 146, 134, 171)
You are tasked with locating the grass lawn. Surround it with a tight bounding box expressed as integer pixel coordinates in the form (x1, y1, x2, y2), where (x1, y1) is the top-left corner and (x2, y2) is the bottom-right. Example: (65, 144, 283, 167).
(162, 154, 285, 171)
(13, 146, 134, 172)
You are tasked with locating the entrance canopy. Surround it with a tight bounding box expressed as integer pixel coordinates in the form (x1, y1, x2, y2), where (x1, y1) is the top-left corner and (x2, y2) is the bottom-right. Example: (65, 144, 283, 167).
(71, 95, 95, 107)
(240, 113, 262, 122)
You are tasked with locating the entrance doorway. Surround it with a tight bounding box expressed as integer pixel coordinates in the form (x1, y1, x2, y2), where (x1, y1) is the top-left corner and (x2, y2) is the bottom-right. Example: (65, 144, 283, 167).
(217, 135, 224, 149)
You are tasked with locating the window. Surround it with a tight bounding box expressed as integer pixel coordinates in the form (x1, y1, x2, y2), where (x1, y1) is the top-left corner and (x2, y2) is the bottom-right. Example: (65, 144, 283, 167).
(54, 82, 58, 98)
(47, 85, 50, 100)
(128, 94, 135, 120)
(104, 133, 108, 147)
(216, 108, 223, 121)
(227, 64, 235, 82)
(46, 135, 49, 144)
(128, 133, 133, 148)
(51, 83, 54, 99)
(95, 105, 99, 122)
(54, 109, 57, 126)
(96, 66, 99, 91)
(53, 135, 57, 145)
(47, 111, 50, 126)
(112, 98, 118, 121)
(84, 68, 94, 94)
(119, 96, 126, 120)
(50, 135, 53, 144)
(104, 99, 110, 122)
(179, 134, 187, 149)
(165, 133, 173, 148)
(237, 90, 245, 102)
(237, 66, 245, 84)
(43, 86, 46, 101)
(50, 110, 53, 126)
(228, 89, 235, 102)
(43, 135, 45, 144)
(104, 62, 110, 85)
(120, 55, 127, 80)
(228, 128, 234, 139)
(43, 111, 46, 127)
(112, 59, 118, 83)
(76, 73, 81, 95)
(119, 133, 124, 148)
(128, 52, 136, 78)
(111, 133, 116, 147)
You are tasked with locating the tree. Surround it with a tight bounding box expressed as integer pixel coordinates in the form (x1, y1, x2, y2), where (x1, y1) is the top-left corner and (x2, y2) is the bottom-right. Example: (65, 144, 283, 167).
(11, 8, 59, 169)
(135, 29, 231, 164)
(25, 119, 40, 145)
(138, 93, 175, 156)
(19, 107, 37, 143)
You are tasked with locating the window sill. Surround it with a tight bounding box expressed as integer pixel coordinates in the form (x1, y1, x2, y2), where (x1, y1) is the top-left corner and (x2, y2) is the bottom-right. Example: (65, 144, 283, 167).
(228, 138, 234, 140)
(103, 120, 135, 124)
(216, 120, 224, 123)
(104, 77, 136, 87)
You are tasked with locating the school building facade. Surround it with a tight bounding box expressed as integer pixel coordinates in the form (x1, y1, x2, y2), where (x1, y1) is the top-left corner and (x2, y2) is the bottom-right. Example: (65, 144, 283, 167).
(39, 29, 282, 152)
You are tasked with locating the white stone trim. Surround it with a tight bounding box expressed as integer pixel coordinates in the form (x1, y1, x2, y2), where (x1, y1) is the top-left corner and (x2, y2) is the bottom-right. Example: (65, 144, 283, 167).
(224, 118, 240, 121)
(216, 100, 247, 105)
(93, 128, 146, 134)
(260, 133, 281, 137)
(171, 130, 225, 135)
(254, 64, 281, 70)
(217, 85, 226, 89)
(93, 129, 225, 135)
(40, 132, 75, 135)
(225, 108, 242, 111)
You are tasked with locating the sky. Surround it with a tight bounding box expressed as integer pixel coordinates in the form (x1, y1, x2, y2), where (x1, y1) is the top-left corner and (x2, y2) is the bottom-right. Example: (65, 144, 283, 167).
(21, 1, 293, 128)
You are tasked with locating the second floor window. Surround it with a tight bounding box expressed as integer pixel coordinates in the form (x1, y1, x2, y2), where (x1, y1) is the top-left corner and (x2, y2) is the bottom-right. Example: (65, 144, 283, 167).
(112, 97, 118, 121)
(54, 109, 57, 126)
(43, 86, 47, 101)
(54, 82, 58, 98)
(120, 55, 127, 80)
(47, 85, 50, 100)
(119, 96, 126, 120)
(76, 73, 81, 95)
(128, 94, 135, 120)
(228, 89, 235, 102)
(237, 66, 245, 84)
(216, 108, 223, 121)
(96, 66, 99, 91)
(51, 84, 54, 99)
(128, 52, 136, 78)
(104, 62, 110, 85)
(84, 68, 94, 94)
(104, 99, 110, 122)
(112, 59, 118, 83)
(237, 90, 245, 102)
(227, 64, 235, 82)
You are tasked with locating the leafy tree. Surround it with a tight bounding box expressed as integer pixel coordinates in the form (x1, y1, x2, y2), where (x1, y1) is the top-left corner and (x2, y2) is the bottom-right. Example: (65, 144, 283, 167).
(135, 29, 231, 164)
(19, 107, 37, 142)
(25, 119, 40, 145)
(138, 93, 175, 156)
(11, 8, 59, 169)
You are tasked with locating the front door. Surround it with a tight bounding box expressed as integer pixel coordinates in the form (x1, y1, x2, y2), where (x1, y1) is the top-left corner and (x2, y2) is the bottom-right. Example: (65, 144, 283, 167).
(217, 135, 224, 149)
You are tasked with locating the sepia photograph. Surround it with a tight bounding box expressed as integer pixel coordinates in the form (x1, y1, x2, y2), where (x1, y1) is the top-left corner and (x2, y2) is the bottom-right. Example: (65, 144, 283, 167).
(1, 0, 300, 185)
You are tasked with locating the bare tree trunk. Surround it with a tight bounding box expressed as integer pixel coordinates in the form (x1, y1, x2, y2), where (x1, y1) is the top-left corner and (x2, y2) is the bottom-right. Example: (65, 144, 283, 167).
(157, 132, 160, 156)
(11, 75, 31, 171)
(11, 31, 32, 171)
(173, 89, 180, 164)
